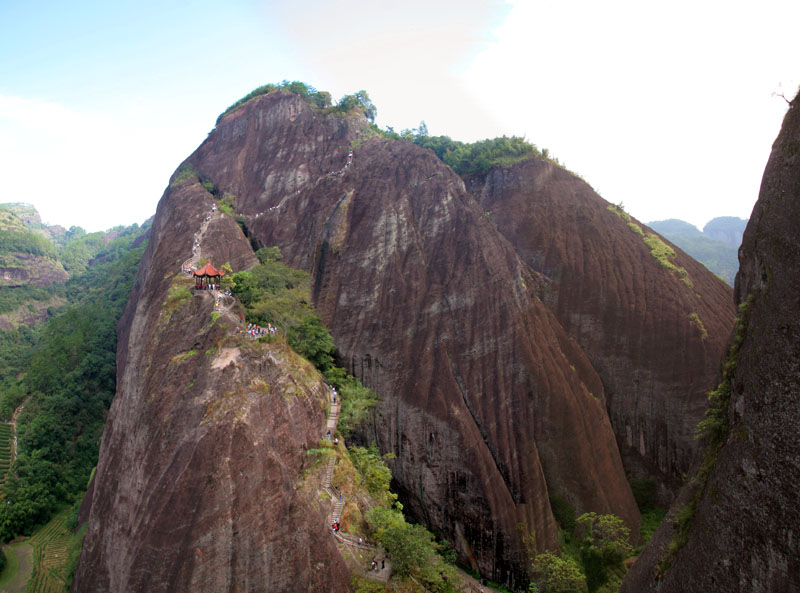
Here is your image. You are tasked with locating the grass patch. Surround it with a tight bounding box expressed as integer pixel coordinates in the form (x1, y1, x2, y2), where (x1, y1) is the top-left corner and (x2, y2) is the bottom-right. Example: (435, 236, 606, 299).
(0, 543, 24, 588)
(628, 222, 644, 236)
(170, 163, 197, 187)
(609, 204, 694, 287)
(640, 507, 668, 545)
(607, 203, 631, 222)
(218, 194, 235, 216)
(171, 350, 198, 364)
(642, 233, 691, 283)
(688, 313, 708, 340)
(163, 281, 192, 313)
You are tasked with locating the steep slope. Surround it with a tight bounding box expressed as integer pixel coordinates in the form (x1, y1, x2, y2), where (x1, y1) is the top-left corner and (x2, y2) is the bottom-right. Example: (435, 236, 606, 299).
(465, 162, 735, 500)
(622, 94, 800, 592)
(183, 91, 640, 585)
(73, 175, 350, 592)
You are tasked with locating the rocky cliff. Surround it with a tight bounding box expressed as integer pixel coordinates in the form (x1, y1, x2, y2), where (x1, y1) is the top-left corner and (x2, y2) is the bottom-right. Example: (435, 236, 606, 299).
(464, 163, 735, 500)
(621, 94, 800, 592)
(76, 88, 741, 589)
(72, 169, 350, 592)
(75, 90, 648, 589)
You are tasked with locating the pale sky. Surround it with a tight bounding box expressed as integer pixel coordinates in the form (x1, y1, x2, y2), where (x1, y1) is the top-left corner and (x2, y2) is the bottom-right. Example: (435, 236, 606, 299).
(1, 0, 797, 232)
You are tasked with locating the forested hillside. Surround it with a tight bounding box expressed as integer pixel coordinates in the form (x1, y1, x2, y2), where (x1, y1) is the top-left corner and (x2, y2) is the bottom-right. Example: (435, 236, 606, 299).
(0, 212, 148, 540)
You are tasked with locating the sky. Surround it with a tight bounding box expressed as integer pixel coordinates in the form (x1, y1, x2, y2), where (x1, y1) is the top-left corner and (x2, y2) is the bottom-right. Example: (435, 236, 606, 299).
(1, 0, 797, 232)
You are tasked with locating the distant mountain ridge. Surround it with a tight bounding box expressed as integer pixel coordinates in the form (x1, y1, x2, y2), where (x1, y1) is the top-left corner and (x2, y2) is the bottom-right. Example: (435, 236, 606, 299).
(647, 217, 747, 285)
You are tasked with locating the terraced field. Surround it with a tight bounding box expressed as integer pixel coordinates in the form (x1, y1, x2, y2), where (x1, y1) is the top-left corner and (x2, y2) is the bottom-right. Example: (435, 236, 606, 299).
(0, 422, 12, 490)
(26, 511, 71, 593)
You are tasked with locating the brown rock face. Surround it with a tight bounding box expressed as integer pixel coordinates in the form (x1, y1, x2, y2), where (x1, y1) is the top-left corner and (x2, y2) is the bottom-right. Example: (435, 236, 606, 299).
(80, 89, 735, 588)
(621, 96, 800, 592)
(0, 253, 67, 287)
(465, 162, 736, 499)
(182, 92, 640, 585)
(73, 178, 350, 592)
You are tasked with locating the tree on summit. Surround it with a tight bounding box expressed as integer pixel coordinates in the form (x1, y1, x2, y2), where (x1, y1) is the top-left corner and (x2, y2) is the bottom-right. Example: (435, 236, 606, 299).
(337, 90, 376, 122)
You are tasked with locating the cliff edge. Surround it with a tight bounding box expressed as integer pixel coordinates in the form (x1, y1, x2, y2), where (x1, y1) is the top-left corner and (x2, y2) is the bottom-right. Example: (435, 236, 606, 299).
(621, 93, 800, 592)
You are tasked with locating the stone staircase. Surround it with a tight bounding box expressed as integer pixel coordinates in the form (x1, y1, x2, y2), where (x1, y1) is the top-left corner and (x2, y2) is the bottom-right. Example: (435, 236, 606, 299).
(321, 386, 393, 582)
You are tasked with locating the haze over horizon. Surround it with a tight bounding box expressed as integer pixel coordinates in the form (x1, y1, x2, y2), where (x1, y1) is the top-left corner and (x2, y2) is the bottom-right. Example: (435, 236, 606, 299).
(1, 0, 797, 232)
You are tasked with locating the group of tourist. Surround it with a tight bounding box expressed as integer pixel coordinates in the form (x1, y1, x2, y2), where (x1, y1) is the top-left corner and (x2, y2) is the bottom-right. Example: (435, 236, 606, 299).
(369, 557, 385, 572)
(326, 149, 354, 177)
(244, 323, 277, 338)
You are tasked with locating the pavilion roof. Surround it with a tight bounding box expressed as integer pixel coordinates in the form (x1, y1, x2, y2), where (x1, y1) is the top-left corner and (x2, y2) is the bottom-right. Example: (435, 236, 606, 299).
(193, 262, 226, 277)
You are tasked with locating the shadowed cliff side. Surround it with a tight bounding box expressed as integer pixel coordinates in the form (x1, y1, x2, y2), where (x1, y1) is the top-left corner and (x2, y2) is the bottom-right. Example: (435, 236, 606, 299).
(185, 91, 640, 585)
(621, 93, 800, 592)
(465, 162, 736, 501)
(72, 174, 350, 592)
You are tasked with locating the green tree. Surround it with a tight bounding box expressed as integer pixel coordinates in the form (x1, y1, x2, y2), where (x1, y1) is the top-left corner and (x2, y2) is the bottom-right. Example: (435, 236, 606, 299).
(530, 552, 587, 593)
(365, 505, 458, 592)
(336, 90, 376, 122)
(575, 513, 632, 593)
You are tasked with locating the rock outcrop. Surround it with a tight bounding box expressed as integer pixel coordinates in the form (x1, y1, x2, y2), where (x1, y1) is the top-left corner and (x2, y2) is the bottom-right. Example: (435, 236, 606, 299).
(73, 175, 350, 592)
(183, 91, 645, 584)
(0, 207, 67, 287)
(621, 93, 800, 592)
(76, 91, 647, 589)
(465, 162, 735, 500)
(77, 88, 740, 589)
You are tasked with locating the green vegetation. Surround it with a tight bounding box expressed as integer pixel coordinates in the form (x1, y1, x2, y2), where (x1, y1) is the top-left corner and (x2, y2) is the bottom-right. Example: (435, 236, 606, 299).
(414, 132, 545, 176)
(232, 249, 457, 590)
(641, 233, 686, 278)
(54, 227, 109, 275)
(0, 228, 146, 541)
(0, 230, 57, 260)
(0, 423, 12, 492)
(231, 247, 378, 434)
(25, 509, 73, 593)
(688, 312, 708, 340)
(648, 218, 742, 285)
(531, 509, 633, 593)
(627, 222, 644, 236)
(0, 542, 30, 590)
(530, 552, 587, 593)
(609, 205, 693, 288)
(606, 203, 631, 223)
(628, 476, 667, 547)
(216, 80, 377, 126)
(218, 194, 236, 216)
(366, 503, 459, 591)
(574, 513, 632, 593)
(349, 445, 395, 505)
(171, 162, 197, 187)
(163, 280, 192, 313)
(658, 295, 754, 575)
(0, 285, 63, 316)
(549, 494, 577, 534)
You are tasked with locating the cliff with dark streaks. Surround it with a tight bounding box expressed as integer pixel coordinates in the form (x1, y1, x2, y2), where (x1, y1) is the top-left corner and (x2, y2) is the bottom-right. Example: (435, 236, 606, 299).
(175, 91, 643, 584)
(621, 93, 800, 592)
(465, 162, 735, 500)
(75, 88, 743, 589)
(73, 165, 350, 593)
